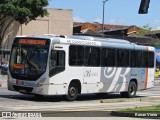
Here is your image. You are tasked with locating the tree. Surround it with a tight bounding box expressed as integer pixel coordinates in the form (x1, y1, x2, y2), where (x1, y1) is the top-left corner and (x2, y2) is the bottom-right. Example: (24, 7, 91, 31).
(136, 24, 152, 35)
(0, 0, 49, 47)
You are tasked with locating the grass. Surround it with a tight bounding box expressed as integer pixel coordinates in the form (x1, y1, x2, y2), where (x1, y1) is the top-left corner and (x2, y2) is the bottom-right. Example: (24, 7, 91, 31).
(119, 105, 160, 113)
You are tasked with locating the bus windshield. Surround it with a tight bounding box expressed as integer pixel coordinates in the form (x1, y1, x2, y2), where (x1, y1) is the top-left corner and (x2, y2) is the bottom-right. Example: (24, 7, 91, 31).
(9, 44, 49, 80)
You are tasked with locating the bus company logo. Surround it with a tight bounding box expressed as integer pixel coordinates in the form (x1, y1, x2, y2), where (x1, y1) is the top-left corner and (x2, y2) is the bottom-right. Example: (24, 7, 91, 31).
(84, 69, 91, 77)
(84, 69, 98, 77)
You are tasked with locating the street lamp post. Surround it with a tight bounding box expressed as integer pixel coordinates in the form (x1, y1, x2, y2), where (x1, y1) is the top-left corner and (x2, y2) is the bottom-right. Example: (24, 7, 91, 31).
(102, 0, 108, 37)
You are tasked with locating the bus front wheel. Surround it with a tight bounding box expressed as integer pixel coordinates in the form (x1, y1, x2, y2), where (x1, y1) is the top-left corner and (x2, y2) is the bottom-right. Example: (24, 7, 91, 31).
(120, 81, 137, 98)
(65, 83, 78, 101)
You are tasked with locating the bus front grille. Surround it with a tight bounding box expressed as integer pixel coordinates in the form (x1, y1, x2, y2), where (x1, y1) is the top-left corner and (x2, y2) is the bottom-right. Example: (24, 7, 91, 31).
(13, 85, 33, 93)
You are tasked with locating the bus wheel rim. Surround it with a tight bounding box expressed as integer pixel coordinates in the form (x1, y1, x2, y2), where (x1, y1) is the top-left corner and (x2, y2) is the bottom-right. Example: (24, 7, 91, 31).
(69, 87, 76, 97)
(130, 84, 135, 96)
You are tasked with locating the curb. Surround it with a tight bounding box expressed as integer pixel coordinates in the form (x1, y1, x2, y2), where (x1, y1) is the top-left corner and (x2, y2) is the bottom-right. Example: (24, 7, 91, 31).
(111, 111, 135, 117)
(100, 96, 160, 103)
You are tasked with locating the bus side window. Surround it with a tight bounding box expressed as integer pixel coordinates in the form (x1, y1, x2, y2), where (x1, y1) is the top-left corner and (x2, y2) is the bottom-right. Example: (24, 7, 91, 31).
(69, 45, 84, 66)
(117, 49, 129, 67)
(49, 50, 65, 77)
(130, 50, 137, 67)
(84, 47, 91, 66)
(50, 50, 57, 70)
(141, 51, 154, 68)
(142, 51, 148, 67)
(148, 52, 154, 68)
(101, 48, 116, 67)
(130, 50, 142, 68)
(69, 46, 76, 65)
(57, 51, 65, 67)
(91, 47, 100, 66)
(50, 50, 65, 70)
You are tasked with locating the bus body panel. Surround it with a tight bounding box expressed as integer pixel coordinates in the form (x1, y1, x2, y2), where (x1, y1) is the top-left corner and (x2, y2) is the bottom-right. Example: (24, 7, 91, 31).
(99, 67, 130, 93)
(7, 35, 156, 98)
(83, 67, 101, 84)
(146, 47, 155, 89)
(8, 72, 50, 95)
(130, 68, 144, 90)
(147, 68, 155, 89)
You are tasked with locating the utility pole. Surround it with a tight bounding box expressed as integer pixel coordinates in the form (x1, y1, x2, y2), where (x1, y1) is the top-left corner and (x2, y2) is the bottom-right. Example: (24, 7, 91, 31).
(102, 0, 108, 37)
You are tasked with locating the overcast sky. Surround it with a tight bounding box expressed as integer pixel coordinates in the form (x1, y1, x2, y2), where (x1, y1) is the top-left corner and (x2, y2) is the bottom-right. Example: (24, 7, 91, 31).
(48, 0, 160, 29)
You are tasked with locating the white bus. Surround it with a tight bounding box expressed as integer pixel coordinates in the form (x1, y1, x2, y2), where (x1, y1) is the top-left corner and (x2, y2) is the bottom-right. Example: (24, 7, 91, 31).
(7, 35, 155, 101)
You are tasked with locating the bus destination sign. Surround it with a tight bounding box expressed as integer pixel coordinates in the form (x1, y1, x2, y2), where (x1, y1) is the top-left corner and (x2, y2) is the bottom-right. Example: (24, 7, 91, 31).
(18, 39, 46, 45)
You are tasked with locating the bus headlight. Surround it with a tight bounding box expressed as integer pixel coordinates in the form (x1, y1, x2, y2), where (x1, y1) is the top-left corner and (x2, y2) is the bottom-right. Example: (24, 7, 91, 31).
(36, 78, 46, 87)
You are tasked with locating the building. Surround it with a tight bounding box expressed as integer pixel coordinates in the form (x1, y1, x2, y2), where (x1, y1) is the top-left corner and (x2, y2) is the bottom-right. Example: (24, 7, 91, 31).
(145, 30, 160, 38)
(73, 22, 141, 36)
(73, 22, 160, 46)
(73, 22, 129, 34)
(100, 25, 141, 36)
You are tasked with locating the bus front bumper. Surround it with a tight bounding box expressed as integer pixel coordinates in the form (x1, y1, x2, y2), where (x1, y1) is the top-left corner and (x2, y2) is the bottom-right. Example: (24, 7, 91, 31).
(8, 80, 68, 95)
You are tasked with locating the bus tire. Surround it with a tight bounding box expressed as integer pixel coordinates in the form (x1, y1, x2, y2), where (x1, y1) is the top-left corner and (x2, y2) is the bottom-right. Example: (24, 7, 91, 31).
(65, 83, 78, 101)
(120, 81, 137, 98)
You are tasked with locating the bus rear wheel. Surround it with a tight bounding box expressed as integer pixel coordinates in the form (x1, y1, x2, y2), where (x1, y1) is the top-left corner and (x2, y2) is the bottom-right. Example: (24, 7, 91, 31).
(120, 81, 137, 98)
(65, 83, 78, 101)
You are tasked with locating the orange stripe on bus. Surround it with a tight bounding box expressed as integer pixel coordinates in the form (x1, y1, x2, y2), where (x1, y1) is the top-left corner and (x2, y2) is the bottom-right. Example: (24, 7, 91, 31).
(145, 46, 149, 89)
